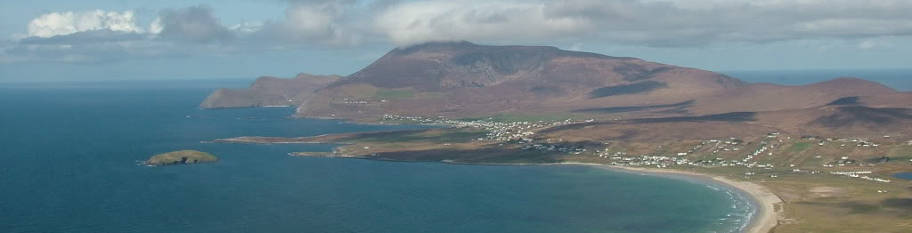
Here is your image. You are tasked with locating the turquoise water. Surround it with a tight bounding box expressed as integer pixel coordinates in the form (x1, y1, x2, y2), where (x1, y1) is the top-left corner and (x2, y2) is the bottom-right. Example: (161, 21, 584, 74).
(0, 81, 751, 233)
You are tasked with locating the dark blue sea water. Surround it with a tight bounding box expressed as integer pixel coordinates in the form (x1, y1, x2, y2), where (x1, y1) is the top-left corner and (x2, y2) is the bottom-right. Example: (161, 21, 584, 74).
(0, 81, 751, 233)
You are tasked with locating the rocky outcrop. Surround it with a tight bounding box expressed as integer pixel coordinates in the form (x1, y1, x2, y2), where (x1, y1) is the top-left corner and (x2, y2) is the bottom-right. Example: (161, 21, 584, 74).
(145, 150, 218, 166)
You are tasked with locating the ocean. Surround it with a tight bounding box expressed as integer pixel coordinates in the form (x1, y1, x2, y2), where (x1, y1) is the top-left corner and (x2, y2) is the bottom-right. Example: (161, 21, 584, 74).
(0, 80, 751, 233)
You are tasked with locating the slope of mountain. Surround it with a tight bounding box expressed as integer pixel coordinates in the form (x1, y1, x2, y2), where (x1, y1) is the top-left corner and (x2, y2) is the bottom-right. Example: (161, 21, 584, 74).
(686, 78, 898, 115)
(200, 73, 340, 108)
(298, 41, 745, 119)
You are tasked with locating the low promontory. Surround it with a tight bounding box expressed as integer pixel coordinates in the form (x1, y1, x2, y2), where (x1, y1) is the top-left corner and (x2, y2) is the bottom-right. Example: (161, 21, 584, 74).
(145, 150, 218, 166)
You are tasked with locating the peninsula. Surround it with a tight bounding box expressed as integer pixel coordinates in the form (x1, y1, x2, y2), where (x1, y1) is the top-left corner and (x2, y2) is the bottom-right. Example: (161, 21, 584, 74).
(205, 42, 912, 233)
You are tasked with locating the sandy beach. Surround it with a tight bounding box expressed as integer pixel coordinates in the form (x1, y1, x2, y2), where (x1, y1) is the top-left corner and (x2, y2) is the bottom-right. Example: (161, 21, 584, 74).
(557, 162, 783, 233)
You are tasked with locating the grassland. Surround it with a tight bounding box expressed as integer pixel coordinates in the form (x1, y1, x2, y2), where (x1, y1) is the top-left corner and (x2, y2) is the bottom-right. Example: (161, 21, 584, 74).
(787, 142, 812, 153)
(374, 89, 415, 99)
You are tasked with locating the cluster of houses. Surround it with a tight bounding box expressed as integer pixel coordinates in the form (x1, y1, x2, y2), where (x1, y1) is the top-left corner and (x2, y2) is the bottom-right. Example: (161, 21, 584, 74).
(586, 132, 900, 182)
(520, 143, 587, 154)
(807, 137, 882, 148)
(592, 150, 778, 170)
(382, 114, 907, 183)
(606, 155, 688, 168)
(716, 138, 746, 153)
(477, 121, 541, 142)
(382, 114, 599, 155)
(830, 171, 891, 183)
(823, 156, 858, 167)
(831, 138, 881, 148)
(604, 153, 778, 170)
(382, 114, 579, 142)
(382, 114, 444, 124)
(595, 151, 626, 159)
(340, 98, 371, 105)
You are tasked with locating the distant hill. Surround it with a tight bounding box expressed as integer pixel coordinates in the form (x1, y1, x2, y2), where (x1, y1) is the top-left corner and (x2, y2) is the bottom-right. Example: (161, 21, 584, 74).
(686, 78, 897, 115)
(200, 73, 339, 108)
(202, 41, 911, 136)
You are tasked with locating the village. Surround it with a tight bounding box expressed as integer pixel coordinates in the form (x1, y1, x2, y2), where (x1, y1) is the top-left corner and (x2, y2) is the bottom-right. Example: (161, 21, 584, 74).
(587, 132, 902, 183)
(382, 114, 579, 142)
(381, 114, 908, 184)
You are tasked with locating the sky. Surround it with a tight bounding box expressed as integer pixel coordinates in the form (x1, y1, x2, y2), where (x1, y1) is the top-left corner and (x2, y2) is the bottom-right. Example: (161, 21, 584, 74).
(1, 0, 911, 82)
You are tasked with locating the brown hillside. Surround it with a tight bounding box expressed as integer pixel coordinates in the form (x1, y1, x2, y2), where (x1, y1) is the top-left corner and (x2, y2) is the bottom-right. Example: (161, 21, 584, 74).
(299, 41, 744, 119)
(687, 78, 898, 115)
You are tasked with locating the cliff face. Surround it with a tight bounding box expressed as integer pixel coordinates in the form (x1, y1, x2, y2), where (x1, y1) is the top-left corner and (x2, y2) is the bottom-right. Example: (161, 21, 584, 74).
(200, 73, 340, 108)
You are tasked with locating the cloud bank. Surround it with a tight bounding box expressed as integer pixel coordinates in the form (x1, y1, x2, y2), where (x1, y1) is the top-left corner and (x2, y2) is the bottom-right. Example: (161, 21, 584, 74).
(260, 0, 362, 45)
(376, 0, 912, 46)
(154, 6, 234, 43)
(4, 0, 912, 63)
(27, 10, 144, 38)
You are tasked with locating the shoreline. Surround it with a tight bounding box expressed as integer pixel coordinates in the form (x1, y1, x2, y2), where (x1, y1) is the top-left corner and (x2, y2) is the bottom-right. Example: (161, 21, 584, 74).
(282, 150, 784, 233)
(555, 162, 782, 233)
(435, 159, 783, 233)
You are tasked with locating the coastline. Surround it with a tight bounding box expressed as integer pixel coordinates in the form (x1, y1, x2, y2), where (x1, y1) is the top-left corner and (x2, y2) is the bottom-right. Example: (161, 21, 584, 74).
(261, 144, 785, 233)
(556, 162, 782, 233)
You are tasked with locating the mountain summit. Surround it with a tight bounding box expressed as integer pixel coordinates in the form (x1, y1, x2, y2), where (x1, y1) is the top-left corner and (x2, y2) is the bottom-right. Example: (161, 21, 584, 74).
(339, 41, 743, 91)
(340, 41, 628, 90)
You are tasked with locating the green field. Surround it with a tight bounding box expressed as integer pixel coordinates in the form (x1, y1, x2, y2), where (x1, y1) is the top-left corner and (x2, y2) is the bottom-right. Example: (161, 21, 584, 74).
(787, 142, 812, 152)
(350, 129, 486, 144)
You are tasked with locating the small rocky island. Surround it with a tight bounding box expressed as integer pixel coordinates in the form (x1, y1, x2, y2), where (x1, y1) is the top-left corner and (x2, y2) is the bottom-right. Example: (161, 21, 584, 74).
(145, 150, 218, 166)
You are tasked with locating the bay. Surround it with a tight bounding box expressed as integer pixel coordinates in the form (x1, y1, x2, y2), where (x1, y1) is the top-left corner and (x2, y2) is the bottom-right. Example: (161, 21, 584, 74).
(0, 81, 748, 233)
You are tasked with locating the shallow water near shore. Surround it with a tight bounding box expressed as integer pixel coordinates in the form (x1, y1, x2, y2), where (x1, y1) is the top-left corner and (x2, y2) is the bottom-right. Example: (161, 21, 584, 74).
(1, 81, 751, 233)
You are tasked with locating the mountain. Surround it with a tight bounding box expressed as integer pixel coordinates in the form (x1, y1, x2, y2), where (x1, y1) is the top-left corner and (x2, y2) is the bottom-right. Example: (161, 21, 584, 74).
(202, 41, 911, 136)
(200, 73, 340, 108)
(298, 41, 745, 119)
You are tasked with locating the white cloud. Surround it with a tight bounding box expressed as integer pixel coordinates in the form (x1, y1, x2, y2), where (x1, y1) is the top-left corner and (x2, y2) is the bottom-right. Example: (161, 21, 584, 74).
(27, 10, 144, 38)
(149, 18, 163, 34)
(155, 6, 233, 42)
(6, 0, 912, 64)
(373, 0, 912, 46)
(258, 0, 362, 46)
(230, 21, 264, 34)
(376, 1, 587, 46)
(7, 6, 239, 63)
